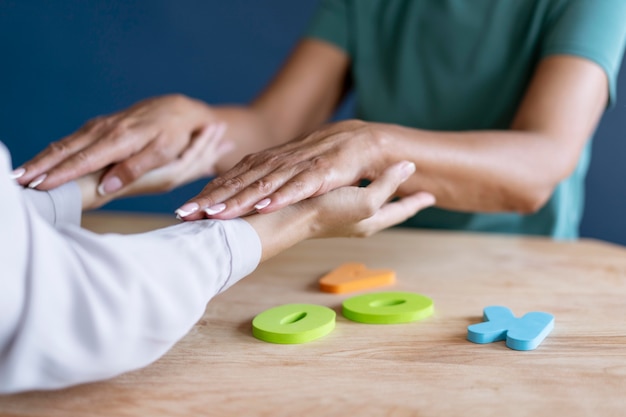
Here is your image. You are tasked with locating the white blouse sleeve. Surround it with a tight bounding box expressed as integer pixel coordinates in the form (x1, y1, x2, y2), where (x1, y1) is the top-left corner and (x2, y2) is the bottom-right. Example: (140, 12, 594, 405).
(0, 143, 262, 393)
(21, 181, 82, 227)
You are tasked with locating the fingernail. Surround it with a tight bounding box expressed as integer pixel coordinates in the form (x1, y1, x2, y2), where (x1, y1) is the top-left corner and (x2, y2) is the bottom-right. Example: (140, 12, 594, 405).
(205, 203, 226, 215)
(97, 176, 123, 195)
(175, 202, 200, 218)
(400, 162, 416, 181)
(254, 198, 271, 210)
(28, 174, 47, 189)
(10, 167, 25, 180)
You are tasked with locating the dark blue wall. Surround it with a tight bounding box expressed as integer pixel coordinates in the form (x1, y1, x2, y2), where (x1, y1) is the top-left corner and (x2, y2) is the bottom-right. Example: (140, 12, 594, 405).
(1, 1, 625, 245)
(0, 0, 321, 212)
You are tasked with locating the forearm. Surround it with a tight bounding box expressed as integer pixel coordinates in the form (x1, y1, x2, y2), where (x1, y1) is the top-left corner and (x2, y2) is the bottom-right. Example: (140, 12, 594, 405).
(368, 56, 606, 214)
(1, 144, 263, 392)
(212, 106, 286, 172)
(370, 123, 583, 213)
(244, 204, 315, 262)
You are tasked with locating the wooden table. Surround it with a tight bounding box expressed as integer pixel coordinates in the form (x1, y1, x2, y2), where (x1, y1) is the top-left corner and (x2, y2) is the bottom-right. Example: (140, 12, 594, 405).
(1, 212, 626, 416)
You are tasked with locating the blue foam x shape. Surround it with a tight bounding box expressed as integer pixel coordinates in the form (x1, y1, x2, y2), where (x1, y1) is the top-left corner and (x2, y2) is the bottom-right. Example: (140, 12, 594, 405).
(467, 306, 554, 351)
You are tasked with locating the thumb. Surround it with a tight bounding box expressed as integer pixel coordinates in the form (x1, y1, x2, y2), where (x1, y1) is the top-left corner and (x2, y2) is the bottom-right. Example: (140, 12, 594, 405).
(364, 160, 416, 204)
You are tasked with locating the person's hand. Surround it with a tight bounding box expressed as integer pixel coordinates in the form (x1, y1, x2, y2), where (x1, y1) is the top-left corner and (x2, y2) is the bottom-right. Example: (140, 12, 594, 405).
(176, 119, 389, 220)
(300, 161, 434, 239)
(76, 124, 233, 211)
(244, 160, 435, 261)
(14, 94, 226, 194)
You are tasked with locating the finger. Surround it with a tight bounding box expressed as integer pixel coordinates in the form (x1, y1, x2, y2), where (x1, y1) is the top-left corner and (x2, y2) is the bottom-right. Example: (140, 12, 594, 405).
(96, 122, 228, 195)
(355, 191, 436, 235)
(252, 167, 354, 219)
(209, 154, 363, 220)
(16, 120, 104, 186)
(25, 124, 154, 190)
(218, 162, 328, 219)
(96, 130, 191, 195)
(354, 160, 417, 210)
(178, 157, 303, 220)
(179, 166, 297, 220)
(178, 122, 232, 176)
(101, 124, 225, 200)
(181, 138, 316, 212)
(130, 123, 232, 196)
(211, 123, 235, 161)
(346, 160, 434, 232)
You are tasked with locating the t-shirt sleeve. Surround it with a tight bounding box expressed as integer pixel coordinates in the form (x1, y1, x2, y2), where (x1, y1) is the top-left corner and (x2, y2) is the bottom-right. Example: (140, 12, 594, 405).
(304, 0, 352, 55)
(541, 0, 626, 107)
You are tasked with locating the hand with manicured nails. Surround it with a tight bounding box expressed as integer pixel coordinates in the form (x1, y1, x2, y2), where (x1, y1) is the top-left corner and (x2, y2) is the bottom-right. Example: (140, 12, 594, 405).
(13, 94, 229, 196)
(75, 122, 233, 211)
(175, 120, 390, 221)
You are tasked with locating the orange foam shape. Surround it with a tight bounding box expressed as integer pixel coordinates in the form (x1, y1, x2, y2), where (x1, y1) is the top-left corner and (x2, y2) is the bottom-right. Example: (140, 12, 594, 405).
(319, 263, 396, 294)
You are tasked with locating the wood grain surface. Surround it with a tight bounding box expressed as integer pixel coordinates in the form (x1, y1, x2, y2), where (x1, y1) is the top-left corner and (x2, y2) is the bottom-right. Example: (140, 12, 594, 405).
(1, 211, 625, 416)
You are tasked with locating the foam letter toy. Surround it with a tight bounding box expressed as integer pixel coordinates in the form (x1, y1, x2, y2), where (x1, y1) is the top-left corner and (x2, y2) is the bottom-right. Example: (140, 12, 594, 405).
(319, 263, 395, 294)
(252, 304, 336, 344)
(342, 291, 434, 324)
(467, 306, 554, 351)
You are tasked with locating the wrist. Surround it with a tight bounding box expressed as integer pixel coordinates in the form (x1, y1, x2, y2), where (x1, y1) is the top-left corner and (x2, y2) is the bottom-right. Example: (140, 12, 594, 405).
(77, 171, 113, 211)
(337, 120, 396, 179)
(366, 122, 400, 172)
(244, 204, 316, 262)
(185, 95, 215, 124)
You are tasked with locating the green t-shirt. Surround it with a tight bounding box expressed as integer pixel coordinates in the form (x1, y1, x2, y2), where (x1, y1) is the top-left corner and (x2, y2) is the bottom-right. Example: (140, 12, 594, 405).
(306, 0, 626, 238)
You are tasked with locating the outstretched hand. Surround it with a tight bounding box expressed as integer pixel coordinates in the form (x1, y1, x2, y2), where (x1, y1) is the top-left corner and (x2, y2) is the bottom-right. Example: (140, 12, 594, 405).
(76, 122, 233, 211)
(175, 120, 388, 220)
(244, 160, 435, 261)
(14, 95, 227, 194)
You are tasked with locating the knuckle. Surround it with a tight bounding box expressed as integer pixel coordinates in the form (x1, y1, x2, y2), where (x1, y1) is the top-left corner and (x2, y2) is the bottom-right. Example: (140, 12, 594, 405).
(81, 116, 103, 132)
(222, 176, 246, 193)
(152, 143, 173, 164)
(109, 123, 128, 139)
(73, 150, 86, 161)
(47, 141, 69, 156)
(310, 156, 330, 170)
(126, 163, 144, 180)
(243, 151, 278, 168)
(286, 178, 307, 193)
(252, 178, 273, 194)
(240, 153, 264, 170)
(360, 199, 379, 218)
(116, 161, 143, 181)
(227, 195, 248, 209)
(75, 150, 92, 167)
(264, 153, 284, 167)
(240, 153, 256, 166)
(210, 176, 227, 188)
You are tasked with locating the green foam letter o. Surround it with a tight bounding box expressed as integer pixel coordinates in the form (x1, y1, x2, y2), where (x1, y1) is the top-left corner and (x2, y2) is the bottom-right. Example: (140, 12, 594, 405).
(252, 303, 336, 344)
(342, 291, 434, 324)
